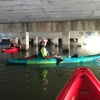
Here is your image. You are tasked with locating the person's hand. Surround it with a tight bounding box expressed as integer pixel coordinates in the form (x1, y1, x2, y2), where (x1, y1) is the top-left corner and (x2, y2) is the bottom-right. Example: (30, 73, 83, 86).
(44, 56, 51, 59)
(52, 55, 58, 58)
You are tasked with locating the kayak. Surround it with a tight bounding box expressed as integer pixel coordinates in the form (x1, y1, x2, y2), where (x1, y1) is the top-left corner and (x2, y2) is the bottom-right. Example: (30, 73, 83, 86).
(6, 54, 100, 65)
(2, 47, 20, 52)
(24, 55, 37, 59)
(56, 67, 100, 100)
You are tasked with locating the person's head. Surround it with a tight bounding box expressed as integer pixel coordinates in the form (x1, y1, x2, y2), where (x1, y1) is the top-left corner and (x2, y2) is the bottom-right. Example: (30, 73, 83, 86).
(40, 41, 45, 46)
(40, 38, 48, 46)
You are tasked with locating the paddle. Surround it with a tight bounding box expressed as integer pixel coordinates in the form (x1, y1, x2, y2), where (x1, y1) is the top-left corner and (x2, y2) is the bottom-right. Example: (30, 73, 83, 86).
(56, 55, 63, 66)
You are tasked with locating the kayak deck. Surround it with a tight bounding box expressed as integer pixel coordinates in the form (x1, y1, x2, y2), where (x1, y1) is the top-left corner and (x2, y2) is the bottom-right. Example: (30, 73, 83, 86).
(56, 67, 100, 100)
(6, 54, 100, 65)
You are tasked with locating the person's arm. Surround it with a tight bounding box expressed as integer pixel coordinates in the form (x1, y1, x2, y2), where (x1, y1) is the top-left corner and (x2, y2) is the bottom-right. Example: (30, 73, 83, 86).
(41, 47, 57, 59)
(45, 54, 57, 59)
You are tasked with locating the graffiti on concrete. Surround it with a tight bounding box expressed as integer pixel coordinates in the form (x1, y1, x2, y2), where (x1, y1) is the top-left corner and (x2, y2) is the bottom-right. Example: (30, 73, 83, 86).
(21, 35, 25, 40)
(87, 31, 94, 36)
(0, 33, 7, 37)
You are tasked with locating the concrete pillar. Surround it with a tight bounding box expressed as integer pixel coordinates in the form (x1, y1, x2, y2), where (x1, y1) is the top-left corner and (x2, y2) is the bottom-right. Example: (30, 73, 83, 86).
(20, 32, 29, 50)
(9, 38, 11, 42)
(78, 36, 83, 46)
(81, 36, 85, 46)
(35, 46, 39, 54)
(54, 37, 58, 46)
(34, 37, 38, 45)
(0, 37, 2, 48)
(55, 46, 59, 55)
(25, 51, 30, 57)
(50, 38, 54, 45)
(15, 37, 18, 45)
(62, 31, 70, 53)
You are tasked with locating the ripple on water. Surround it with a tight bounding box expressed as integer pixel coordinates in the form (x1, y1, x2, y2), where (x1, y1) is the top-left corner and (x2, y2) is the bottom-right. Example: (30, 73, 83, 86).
(0, 45, 100, 100)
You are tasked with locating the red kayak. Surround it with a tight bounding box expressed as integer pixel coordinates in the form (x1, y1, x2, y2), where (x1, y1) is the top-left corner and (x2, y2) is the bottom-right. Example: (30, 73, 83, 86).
(1, 47, 19, 52)
(56, 67, 100, 100)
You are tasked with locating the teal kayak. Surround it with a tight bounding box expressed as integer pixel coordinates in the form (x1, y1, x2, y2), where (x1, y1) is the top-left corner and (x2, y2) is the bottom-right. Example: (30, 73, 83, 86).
(6, 54, 100, 65)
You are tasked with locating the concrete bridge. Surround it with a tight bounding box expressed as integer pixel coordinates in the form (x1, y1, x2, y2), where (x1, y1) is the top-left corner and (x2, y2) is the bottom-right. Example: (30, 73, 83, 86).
(0, 30, 99, 51)
(0, 1, 100, 51)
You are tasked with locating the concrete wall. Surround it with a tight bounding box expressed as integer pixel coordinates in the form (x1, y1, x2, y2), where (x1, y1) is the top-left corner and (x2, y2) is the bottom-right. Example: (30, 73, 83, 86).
(0, 20, 100, 33)
(0, 20, 100, 50)
(0, 20, 100, 38)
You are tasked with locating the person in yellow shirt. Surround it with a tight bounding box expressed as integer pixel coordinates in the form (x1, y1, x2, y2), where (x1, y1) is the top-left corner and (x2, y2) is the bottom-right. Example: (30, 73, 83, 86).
(38, 38, 57, 59)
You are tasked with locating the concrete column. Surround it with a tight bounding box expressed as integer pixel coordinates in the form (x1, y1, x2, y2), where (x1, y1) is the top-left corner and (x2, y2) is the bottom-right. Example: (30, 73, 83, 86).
(62, 31, 70, 53)
(55, 46, 59, 55)
(50, 38, 54, 45)
(78, 37, 82, 46)
(15, 37, 18, 45)
(54, 37, 58, 46)
(81, 36, 85, 46)
(20, 32, 29, 50)
(34, 37, 38, 45)
(10, 38, 12, 42)
(35, 46, 39, 54)
(25, 51, 30, 57)
(0, 37, 2, 48)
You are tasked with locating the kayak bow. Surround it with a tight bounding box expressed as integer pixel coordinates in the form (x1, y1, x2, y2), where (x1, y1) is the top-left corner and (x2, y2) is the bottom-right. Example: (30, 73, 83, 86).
(56, 67, 100, 100)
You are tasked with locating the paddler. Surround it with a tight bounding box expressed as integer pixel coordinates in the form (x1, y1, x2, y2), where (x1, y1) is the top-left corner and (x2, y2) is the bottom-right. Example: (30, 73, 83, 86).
(38, 37, 58, 59)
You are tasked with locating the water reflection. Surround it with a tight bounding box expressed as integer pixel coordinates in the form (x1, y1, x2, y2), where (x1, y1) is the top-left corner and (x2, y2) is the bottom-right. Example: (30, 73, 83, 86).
(1, 43, 100, 100)
(35, 67, 49, 99)
(2, 42, 100, 58)
(36, 68, 48, 91)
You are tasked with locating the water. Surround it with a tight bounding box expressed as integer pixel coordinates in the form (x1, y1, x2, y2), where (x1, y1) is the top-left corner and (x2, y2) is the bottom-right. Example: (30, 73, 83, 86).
(0, 43, 100, 100)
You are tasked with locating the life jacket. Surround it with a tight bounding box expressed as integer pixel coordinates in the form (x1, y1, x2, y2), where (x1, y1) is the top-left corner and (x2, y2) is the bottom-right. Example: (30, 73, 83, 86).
(37, 44, 46, 59)
(38, 42, 50, 58)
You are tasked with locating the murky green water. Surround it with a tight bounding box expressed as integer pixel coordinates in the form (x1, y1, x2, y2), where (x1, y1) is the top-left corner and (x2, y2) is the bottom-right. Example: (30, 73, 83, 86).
(0, 43, 100, 100)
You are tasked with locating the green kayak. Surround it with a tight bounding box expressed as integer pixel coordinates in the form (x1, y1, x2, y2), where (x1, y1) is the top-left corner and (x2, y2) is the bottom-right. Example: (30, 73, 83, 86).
(6, 54, 100, 65)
